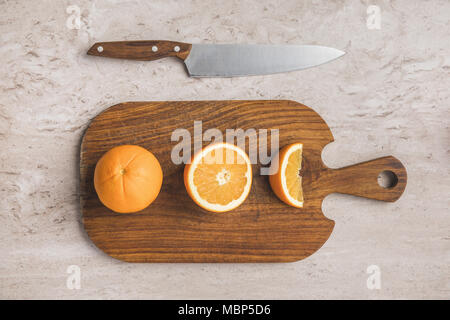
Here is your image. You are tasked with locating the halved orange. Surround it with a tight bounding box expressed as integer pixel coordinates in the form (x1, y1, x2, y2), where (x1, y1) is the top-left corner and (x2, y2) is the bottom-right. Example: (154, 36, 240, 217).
(269, 143, 304, 208)
(184, 143, 252, 212)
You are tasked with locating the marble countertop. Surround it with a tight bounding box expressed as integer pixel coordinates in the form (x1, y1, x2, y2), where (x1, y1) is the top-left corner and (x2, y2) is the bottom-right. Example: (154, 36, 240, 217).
(1, 0, 449, 299)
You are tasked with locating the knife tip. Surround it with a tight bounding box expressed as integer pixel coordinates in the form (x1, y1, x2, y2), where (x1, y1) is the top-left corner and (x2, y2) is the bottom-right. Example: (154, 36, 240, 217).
(337, 49, 346, 57)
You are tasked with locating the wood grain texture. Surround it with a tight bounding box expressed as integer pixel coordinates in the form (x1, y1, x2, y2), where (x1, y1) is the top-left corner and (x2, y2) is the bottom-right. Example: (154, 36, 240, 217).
(80, 100, 407, 263)
(87, 41, 192, 61)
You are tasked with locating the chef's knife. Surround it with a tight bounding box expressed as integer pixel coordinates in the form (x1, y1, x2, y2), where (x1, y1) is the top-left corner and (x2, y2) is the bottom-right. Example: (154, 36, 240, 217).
(87, 40, 345, 77)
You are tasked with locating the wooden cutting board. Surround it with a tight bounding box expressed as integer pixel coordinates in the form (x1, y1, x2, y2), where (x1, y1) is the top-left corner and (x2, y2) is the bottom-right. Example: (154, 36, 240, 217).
(80, 100, 407, 263)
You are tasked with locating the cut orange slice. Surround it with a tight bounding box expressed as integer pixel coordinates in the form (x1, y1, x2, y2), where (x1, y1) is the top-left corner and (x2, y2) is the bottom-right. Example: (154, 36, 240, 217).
(184, 143, 252, 212)
(269, 143, 304, 208)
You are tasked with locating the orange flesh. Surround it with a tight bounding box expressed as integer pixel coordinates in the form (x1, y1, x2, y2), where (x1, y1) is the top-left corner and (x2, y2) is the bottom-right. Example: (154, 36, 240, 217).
(193, 148, 249, 206)
(285, 147, 304, 203)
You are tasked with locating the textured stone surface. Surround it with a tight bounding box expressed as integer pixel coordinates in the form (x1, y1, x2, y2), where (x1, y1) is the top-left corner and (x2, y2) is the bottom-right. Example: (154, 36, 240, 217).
(0, 0, 449, 299)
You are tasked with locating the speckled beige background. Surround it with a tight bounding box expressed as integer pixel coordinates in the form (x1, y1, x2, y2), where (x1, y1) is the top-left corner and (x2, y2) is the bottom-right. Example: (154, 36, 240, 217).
(1, 0, 449, 299)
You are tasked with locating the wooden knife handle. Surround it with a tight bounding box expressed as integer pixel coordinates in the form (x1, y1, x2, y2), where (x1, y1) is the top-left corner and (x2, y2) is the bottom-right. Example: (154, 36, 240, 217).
(323, 156, 407, 202)
(87, 40, 192, 61)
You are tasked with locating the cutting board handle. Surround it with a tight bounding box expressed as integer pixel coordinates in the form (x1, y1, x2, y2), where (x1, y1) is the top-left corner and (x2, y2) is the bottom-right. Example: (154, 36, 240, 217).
(325, 156, 407, 202)
(87, 40, 192, 61)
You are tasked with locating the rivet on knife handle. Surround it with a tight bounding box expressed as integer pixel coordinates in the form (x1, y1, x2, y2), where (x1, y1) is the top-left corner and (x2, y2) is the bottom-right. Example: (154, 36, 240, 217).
(87, 40, 192, 61)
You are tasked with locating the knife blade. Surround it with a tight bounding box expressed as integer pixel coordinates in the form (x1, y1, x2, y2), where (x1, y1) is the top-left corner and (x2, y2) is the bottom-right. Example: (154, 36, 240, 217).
(87, 40, 345, 77)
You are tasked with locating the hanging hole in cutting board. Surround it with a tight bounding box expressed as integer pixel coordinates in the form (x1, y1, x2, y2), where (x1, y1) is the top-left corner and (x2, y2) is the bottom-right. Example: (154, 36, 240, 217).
(378, 170, 398, 189)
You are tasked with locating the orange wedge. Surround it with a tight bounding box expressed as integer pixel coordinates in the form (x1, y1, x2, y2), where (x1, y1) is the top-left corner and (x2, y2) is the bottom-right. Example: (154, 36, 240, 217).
(269, 143, 304, 208)
(184, 143, 252, 212)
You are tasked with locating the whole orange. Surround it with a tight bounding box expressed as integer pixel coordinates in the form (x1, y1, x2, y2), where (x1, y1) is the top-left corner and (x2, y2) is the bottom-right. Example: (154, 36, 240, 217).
(94, 145, 163, 213)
